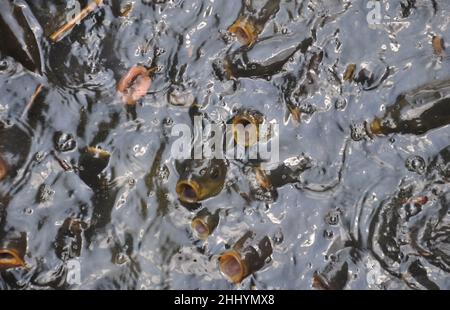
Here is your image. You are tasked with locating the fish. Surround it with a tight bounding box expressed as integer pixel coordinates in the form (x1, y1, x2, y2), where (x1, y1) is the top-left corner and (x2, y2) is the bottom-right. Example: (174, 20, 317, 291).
(0, 0, 43, 74)
(175, 159, 227, 204)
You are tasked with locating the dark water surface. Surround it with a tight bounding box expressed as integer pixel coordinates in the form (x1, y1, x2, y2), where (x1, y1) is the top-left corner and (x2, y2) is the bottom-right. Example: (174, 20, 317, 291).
(1, 0, 450, 289)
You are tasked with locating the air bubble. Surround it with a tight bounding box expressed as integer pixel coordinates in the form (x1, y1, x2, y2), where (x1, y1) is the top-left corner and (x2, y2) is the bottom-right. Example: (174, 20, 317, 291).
(325, 211, 339, 225)
(24, 208, 33, 215)
(323, 230, 334, 239)
(273, 229, 284, 245)
(157, 165, 170, 181)
(335, 98, 347, 110)
(350, 123, 367, 141)
(163, 117, 173, 127)
(0, 59, 9, 71)
(35, 152, 45, 162)
(156, 48, 166, 56)
(405, 156, 426, 174)
(54, 132, 77, 152)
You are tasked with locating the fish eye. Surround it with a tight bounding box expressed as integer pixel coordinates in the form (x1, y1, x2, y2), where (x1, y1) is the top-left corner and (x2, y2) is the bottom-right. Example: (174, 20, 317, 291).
(209, 166, 220, 179)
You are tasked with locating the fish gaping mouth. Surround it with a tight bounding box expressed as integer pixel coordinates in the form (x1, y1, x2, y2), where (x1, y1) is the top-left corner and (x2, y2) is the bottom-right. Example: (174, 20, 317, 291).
(0, 249, 25, 269)
(228, 17, 257, 46)
(232, 114, 260, 147)
(176, 180, 201, 203)
(219, 251, 246, 283)
(191, 218, 210, 239)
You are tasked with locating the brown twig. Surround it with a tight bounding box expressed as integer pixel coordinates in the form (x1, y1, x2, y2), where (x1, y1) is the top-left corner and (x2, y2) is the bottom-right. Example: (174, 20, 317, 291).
(21, 84, 43, 119)
(50, 0, 104, 42)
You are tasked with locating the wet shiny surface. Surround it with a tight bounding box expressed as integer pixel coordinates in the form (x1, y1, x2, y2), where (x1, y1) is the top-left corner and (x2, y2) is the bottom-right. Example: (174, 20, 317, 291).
(1, 0, 450, 289)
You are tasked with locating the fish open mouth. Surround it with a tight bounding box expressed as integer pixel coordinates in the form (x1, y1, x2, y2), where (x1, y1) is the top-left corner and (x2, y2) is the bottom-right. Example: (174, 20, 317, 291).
(176, 180, 201, 203)
(228, 17, 257, 46)
(0, 249, 25, 269)
(191, 218, 210, 239)
(232, 114, 260, 147)
(219, 250, 246, 283)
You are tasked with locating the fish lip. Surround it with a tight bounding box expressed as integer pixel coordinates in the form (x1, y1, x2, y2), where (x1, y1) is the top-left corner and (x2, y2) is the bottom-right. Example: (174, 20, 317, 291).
(176, 179, 202, 204)
(191, 218, 210, 239)
(219, 250, 246, 283)
(86, 146, 111, 160)
(228, 17, 257, 47)
(0, 249, 25, 269)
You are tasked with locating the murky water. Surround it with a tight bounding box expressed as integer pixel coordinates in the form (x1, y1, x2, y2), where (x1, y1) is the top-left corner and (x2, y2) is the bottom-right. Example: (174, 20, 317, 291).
(1, 0, 450, 289)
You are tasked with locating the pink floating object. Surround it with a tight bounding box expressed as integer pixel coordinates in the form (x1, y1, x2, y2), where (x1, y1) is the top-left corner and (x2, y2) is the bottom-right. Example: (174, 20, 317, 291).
(117, 66, 152, 105)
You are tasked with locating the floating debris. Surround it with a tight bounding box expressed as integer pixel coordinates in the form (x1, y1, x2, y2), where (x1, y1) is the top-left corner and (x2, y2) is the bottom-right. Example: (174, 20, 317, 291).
(50, 0, 104, 42)
(51, 151, 73, 172)
(21, 84, 43, 120)
(343, 64, 356, 81)
(403, 195, 428, 206)
(117, 66, 155, 105)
